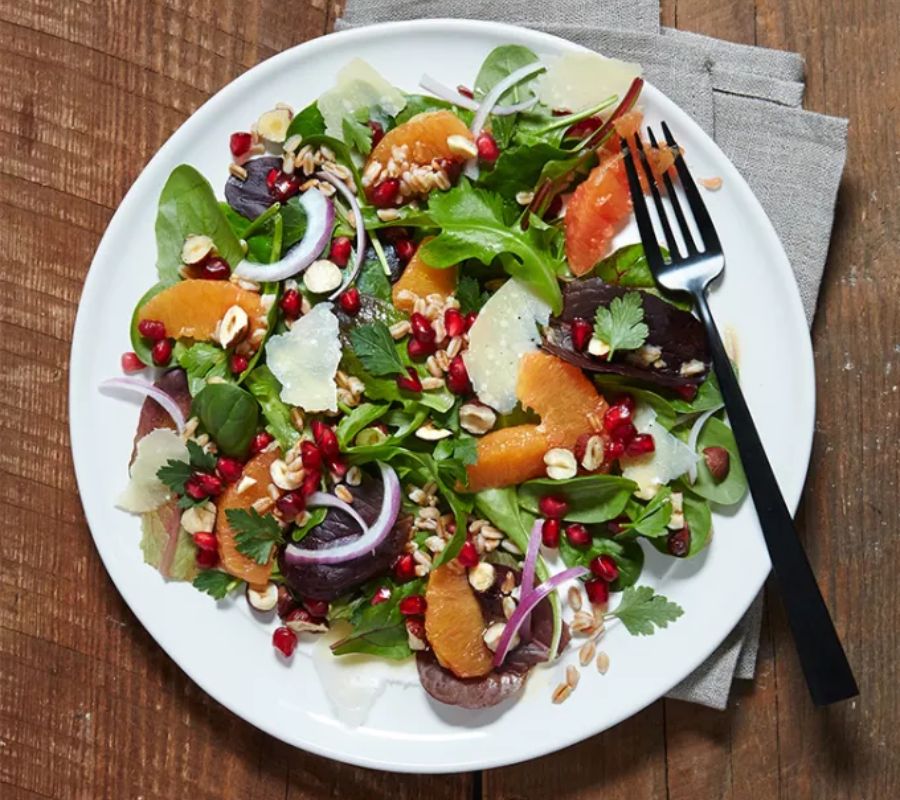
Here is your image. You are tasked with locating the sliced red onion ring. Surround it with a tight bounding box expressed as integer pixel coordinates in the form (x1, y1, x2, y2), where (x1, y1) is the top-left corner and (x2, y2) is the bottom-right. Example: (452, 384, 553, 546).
(686, 405, 723, 483)
(316, 171, 365, 300)
(418, 74, 539, 116)
(492, 566, 588, 667)
(518, 518, 544, 641)
(232, 188, 333, 282)
(100, 377, 186, 432)
(283, 462, 400, 565)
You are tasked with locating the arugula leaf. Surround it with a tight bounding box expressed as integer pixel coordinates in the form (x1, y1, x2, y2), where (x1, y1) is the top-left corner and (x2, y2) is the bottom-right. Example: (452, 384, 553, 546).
(479, 141, 572, 199)
(622, 487, 673, 537)
(474, 45, 541, 148)
(244, 366, 300, 451)
(342, 114, 374, 155)
(349, 321, 407, 377)
(291, 507, 327, 543)
(606, 585, 683, 636)
(226, 508, 283, 564)
(593, 291, 649, 359)
(517, 475, 635, 523)
(192, 382, 259, 458)
(419, 181, 563, 313)
(455, 275, 489, 313)
(192, 570, 243, 600)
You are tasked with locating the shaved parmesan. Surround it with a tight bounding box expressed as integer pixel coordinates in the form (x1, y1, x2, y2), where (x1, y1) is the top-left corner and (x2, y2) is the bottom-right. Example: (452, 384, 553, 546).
(117, 429, 189, 513)
(463, 279, 551, 413)
(536, 52, 641, 114)
(621, 406, 699, 499)
(318, 58, 407, 140)
(266, 302, 341, 412)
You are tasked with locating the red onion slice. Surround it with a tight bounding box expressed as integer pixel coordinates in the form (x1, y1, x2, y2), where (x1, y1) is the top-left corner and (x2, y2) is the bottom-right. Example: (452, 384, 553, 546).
(419, 74, 539, 116)
(686, 405, 723, 483)
(518, 518, 543, 641)
(100, 377, 186, 432)
(316, 171, 365, 300)
(283, 462, 400, 565)
(232, 188, 333, 282)
(305, 491, 369, 532)
(492, 566, 589, 667)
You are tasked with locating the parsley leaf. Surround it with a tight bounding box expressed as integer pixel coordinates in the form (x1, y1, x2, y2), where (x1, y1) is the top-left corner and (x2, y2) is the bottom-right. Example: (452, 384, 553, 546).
(192, 570, 243, 600)
(349, 321, 407, 377)
(593, 291, 649, 359)
(175, 342, 229, 395)
(187, 440, 216, 472)
(622, 488, 673, 537)
(157, 459, 192, 496)
(342, 114, 373, 155)
(156, 441, 217, 507)
(607, 585, 683, 636)
(456, 275, 489, 314)
(226, 508, 283, 564)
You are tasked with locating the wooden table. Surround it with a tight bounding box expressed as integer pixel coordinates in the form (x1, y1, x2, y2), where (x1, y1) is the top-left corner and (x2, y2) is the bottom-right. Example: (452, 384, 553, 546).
(1, 1, 897, 797)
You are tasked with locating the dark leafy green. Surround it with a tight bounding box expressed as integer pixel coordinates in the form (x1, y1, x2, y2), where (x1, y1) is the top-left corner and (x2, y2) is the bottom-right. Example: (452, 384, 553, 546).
(336, 402, 391, 449)
(244, 365, 299, 451)
(517, 475, 635, 523)
(226, 508, 283, 564)
(474, 45, 541, 148)
(558, 532, 644, 591)
(174, 342, 229, 396)
(455, 275, 489, 313)
(291, 507, 327, 543)
(688, 417, 747, 505)
(349, 321, 407, 377)
(479, 142, 571, 200)
(193, 570, 243, 600)
(621, 488, 673, 537)
(285, 101, 327, 139)
(192, 382, 259, 458)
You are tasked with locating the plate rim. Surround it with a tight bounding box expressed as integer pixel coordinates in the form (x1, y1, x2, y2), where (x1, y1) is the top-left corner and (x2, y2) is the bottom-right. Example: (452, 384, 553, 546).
(69, 17, 816, 773)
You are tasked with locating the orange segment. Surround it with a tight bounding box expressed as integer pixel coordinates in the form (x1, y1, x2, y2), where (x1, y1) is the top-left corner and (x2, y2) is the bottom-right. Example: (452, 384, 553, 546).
(425, 562, 494, 679)
(138, 280, 265, 342)
(392, 236, 458, 312)
(368, 110, 472, 174)
(466, 424, 550, 492)
(216, 449, 278, 588)
(517, 351, 608, 447)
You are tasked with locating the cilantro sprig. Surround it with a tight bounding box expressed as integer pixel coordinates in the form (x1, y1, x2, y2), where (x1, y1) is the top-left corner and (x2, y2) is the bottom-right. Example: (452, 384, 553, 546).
(593, 291, 649, 359)
(226, 508, 284, 564)
(157, 441, 217, 508)
(622, 488, 673, 537)
(349, 321, 406, 377)
(192, 570, 243, 600)
(605, 585, 683, 636)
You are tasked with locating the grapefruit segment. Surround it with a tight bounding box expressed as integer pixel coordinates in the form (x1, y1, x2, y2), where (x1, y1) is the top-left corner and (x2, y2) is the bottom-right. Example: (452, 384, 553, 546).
(392, 236, 458, 312)
(425, 562, 494, 679)
(466, 424, 550, 492)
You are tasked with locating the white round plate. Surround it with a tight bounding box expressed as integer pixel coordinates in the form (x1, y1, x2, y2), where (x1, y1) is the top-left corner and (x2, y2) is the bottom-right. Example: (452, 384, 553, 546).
(70, 19, 814, 773)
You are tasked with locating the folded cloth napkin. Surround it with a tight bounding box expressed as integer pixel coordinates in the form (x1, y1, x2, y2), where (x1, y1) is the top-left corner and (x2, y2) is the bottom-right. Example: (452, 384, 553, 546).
(336, 0, 847, 709)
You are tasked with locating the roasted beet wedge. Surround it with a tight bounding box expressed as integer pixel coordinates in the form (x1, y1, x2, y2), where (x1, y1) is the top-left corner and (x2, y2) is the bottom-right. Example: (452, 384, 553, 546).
(544, 280, 710, 393)
(224, 156, 281, 220)
(279, 470, 412, 601)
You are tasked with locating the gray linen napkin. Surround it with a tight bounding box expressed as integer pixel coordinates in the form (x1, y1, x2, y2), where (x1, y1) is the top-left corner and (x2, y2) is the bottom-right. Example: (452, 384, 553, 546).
(336, 0, 847, 709)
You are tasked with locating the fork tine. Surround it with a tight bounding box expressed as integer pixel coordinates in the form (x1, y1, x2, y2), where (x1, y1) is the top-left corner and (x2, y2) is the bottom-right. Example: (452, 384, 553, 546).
(660, 121, 721, 253)
(620, 137, 667, 273)
(632, 133, 682, 260)
(647, 127, 698, 256)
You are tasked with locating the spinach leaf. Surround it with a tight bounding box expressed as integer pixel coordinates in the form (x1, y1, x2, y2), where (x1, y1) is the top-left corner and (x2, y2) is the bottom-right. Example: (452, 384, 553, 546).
(419, 181, 563, 313)
(129, 283, 167, 365)
(670, 371, 724, 413)
(650, 491, 713, 558)
(558, 532, 645, 591)
(687, 417, 747, 505)
(474, 45, 541, 148)
(244, 365, 299, 451)
(192, 382, 259, 458)
(174, 341, 230, 396)
(478, 141, 572, 200)
(621, 488, 673, 537)
(285, 101, 327, 139)
(155, 165, 244, 284)
(517, 475, 635, 523)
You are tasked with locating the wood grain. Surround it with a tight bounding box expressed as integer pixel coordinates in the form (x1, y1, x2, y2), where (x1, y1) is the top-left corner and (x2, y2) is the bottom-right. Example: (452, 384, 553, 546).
(1, 1, 897, 798)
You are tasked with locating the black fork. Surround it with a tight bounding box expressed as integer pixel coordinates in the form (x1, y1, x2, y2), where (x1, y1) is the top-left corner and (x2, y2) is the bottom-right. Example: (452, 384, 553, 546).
(620, 124, 858, 706)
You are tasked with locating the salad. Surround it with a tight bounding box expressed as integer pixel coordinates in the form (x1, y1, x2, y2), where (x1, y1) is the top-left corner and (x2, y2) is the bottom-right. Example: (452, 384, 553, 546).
(106, 46, 747, 710)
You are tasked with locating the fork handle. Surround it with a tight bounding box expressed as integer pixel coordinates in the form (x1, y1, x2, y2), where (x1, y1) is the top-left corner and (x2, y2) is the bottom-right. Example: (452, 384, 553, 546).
(693, 290, 858, 706)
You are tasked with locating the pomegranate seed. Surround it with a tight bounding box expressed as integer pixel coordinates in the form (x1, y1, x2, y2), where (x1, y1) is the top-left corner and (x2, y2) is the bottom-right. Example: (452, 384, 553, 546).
(565, 117, 603, 140)
(250, 431, 274, 455)
(276, 491, 305, 520)
(476, 131, 500, 162)
(407, 337, 436, 360)
(457, 540, 479, 568)
(541, 518, 561, 548)
(667, 527, 691, 557)
(457, 84, 474, 99)
(272, 172, 300, 202)
(193, 472, 223, 497)
(674, 383, 698, 401)
(395, 367, 422, 393)
(197, 256, 230, 280)
(121, 351, 145, 373)
(302, 469, 321, 496)
(329, 458, 348, 479)
(590, 554, 619, 582)
(604, 439, 626, 463)
(394, 238, 417, 264)
(311, 420, 340, 461)
(192, 531, 217, 552)
(409, 312, 435, 343)
(381, 226, 410, 244)
(625, 433, 655, 457)
(284, 607, 315, 627)
(538, 495, 569, 519)
(195, 548, 219, 568)
(464, 311, 478, 331)
(371, 586, 392, 605)
(607, 515, 630, 535)
(266, 168, 279, 190)
(371, 178, 401, 208)
(444, 307, 466, 338)
(618, 393, 636, 412)
(216, 456, 243, 483)
(184, 477, 206, 500)
(338, 287, 361, 315)
(277, 586, 297, 619)
(406, 617, 427, 645)
(393, 553, 417, 582)
(272, 626, 298, 657)
(570, 318, 593, 351)
(565, 523, 591, 548)
(368, 120, 385, 148)
(603, 404, 633, 434)
(138, 319, 167, 341)
(446, 354, 471, 394)
(229, 131, 253, 157)
(399, 595, 427, 616)
(302, 598, 329, 618)
(329, 236, 353, 267)
(150, 338, 173, 366)
(230, 354, 249, 374)
(300, 440, 323, 470)
(585, 578, 609, 605)
(280, 288, 302, 320)
(611, 422, 637, 444)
